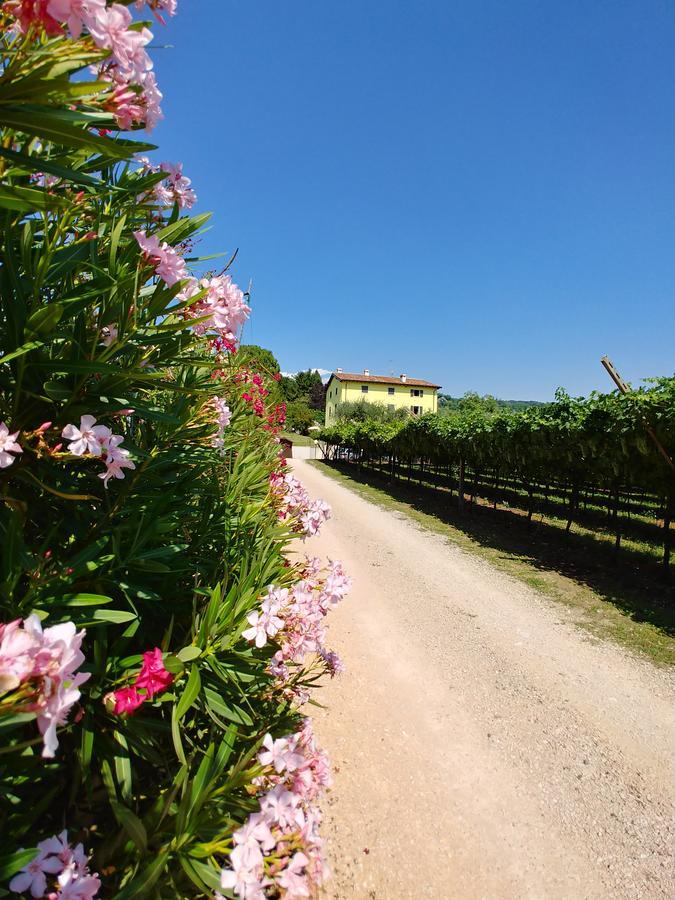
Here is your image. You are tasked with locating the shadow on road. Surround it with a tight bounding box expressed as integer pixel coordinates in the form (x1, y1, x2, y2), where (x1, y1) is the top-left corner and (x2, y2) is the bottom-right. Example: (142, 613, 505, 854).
(316, 460, 675, 640)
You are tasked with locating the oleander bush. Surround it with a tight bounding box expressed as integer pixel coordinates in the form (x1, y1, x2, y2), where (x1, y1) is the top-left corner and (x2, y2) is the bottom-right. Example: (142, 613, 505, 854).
(0, 4, 347, 898)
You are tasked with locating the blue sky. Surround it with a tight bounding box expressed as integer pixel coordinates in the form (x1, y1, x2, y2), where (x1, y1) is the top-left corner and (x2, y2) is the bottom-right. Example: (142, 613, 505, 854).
(151, 0, 674, 400)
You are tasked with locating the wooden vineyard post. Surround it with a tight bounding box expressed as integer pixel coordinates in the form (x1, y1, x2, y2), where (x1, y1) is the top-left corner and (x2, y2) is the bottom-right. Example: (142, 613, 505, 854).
(458, 456, 465, 511)
(601, 357, 674, 471)
(601, 356, 674, 573)
(664, 496, 672, 576)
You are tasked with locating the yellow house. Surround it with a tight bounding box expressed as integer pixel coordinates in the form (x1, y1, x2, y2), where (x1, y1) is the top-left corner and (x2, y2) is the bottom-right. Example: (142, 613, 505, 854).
(325, 369, 441, 426)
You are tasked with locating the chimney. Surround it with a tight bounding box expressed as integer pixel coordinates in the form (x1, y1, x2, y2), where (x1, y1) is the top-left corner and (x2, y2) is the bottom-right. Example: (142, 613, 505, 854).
(336, 367, 343, 374)
(400, 373, 407, 382)
(363, 368, 370, 376)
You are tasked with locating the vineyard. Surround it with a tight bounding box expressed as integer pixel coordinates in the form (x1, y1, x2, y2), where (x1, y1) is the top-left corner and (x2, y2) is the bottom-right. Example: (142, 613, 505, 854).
(318, 381, 675, 574)
(0, 5, 347, 900)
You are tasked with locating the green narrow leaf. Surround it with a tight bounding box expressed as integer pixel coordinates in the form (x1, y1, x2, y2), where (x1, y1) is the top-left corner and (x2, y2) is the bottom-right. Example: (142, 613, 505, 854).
(60, 593, 113, 607)
(111, 803, 147, 853)
(92, 609, 137, 624)
(113, 731, 133, 802)
(113, 849, 170, 899)
(176, 664, 201, 720)
(0, 341, 43, 364)
(178, 855, 222, 892)
(176, 645, 201, 663)
(171, 705, 186, 764)
(0, 848, 39, 881)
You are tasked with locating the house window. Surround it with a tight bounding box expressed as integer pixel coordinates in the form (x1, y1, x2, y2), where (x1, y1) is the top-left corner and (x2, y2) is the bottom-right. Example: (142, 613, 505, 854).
(361, 385, 368, 393)
(388, 387, 395, 396)
(410, 405, 422, 415)
(410, 388, 424, 397)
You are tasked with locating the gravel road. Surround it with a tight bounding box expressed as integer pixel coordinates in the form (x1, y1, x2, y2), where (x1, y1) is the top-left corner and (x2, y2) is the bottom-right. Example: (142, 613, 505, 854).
(290, 460, 675, 900)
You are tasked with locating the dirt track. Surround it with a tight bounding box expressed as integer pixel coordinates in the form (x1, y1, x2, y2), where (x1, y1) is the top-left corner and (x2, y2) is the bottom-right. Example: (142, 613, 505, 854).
(291, 460, 675, 900)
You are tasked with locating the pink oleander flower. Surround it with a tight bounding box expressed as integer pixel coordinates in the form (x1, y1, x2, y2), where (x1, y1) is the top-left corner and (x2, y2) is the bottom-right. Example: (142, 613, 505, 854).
(232, 813, 275, 868)
(57, 871, 102, 899)
(182, 274, 250, 349)
(0, 615, 89, 758)
(277, 851, 311, 897)
(4, 0, 61, 34)
(45, 0, 105, 38)
(104, 74, 145, 130)
(134, 0, 176, 23)
(10, 830, 100, 899)
(242, 608, 283, 649)
(105, 685, 144, 715)
(135, 647, 173, 696)
(61, 415, 109, 457)
(8, 846, 62, 897)
(259, 784, 303, 830)
(134, 230, 187, 286)
(219, 845, 269, 900)
(299, 499, 331, 538)
(319, 648, 345, 677)
(258, 733, 304, 775)
(0, 422, 22, 469)
(98, 433, 135, 487)
(220, 724, 330, 898)
(106, 647, 172, 716)
(139, 70, 163, 130)
(23, 616, 90, 758)
(86, 2, 153, 84)
(211, 396, 232, 450)
(0, 619, 35, 692)
(154, 161, 196, 209)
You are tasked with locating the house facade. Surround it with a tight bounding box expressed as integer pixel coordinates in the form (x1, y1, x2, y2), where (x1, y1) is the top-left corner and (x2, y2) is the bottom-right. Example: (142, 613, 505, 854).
(324, 369, 441, 426)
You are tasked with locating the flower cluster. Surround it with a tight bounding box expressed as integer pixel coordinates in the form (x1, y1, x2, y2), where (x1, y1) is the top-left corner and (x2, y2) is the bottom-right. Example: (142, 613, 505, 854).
(0, 615, 89, 758)
(239, 371, 270, 418)
(138, 159, 197, 209)
(219, 721, 331, 900)
(134, 229, 188, 287)
(211, 396, 232, 451)
(9, 830, 100, 899)
(61, 415, 135, 487)
(104, 647, 173, 715)
(6, 1, 166, 131)
(243, 559, 351, 693)
(270, 473, 332, 538)
(179, 274, 250, 352)
(135, 0, 176, 24)
(0, 421, 22, 469)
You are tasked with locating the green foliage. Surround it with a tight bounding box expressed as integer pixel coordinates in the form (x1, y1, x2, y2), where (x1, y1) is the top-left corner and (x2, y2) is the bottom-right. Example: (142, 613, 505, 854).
(279, 375, 300, 402)
(0, 18, 326, 898)
(280, 370, 326, 429)
(439, 392, 546, 414)
(285, 401, 318, 434)
(294, 369, 323, 396)
(335, 400, 410, 423)
(321, 381, 675, 497)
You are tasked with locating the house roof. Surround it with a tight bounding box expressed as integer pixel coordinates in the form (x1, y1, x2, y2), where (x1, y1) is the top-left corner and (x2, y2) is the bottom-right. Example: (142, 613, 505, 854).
(330, 372, 441, 389)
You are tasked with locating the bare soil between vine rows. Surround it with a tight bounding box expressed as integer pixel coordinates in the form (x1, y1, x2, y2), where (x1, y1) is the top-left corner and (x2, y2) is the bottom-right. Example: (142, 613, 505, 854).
(291, 459, 674, 899)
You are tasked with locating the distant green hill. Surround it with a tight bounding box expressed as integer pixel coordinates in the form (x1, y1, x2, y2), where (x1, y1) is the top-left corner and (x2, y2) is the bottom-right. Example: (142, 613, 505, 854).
(438, 393, 546, 414)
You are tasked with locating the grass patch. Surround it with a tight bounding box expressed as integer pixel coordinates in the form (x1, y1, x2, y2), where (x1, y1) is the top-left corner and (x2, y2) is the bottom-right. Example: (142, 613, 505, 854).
(280, 431, 316, 447)
(308, 459, 675, 666)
